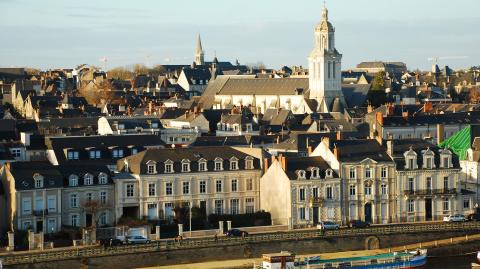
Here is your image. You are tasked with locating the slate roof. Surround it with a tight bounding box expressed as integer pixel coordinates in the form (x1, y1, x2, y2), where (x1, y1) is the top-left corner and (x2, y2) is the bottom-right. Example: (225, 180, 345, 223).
(57, 164, 113, 186)
(283, 156, 339, 180)
(330, 139, 392, 163)
(341, 84, 370, 108)
(216, 78, 308, 96)
(9, 162, 64, 191)
(0, 119, 17, 141)
(118, 146, 261, 175)
(105, 116, 163, 130)
(381, 111, 480, 127)
(390, 139, 460, 170)
(182, 68, 211, 83)
(273, 132, 334, 152)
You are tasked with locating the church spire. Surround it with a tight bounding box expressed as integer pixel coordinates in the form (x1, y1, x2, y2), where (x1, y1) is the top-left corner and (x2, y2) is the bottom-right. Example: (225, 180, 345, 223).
(195, 34, 205, 66)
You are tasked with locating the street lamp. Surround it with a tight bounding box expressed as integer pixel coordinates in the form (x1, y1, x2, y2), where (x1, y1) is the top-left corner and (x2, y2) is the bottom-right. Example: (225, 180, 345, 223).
(189, 200, 192, 237)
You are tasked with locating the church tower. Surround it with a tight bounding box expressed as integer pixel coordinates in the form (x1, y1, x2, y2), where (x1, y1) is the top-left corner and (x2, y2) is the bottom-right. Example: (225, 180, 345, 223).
(195, 34, 205, 66)
(308, 6, 345, 112)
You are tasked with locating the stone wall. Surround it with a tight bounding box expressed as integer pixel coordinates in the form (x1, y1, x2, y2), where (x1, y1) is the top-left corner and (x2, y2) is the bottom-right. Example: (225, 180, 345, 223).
(7, 230, 478, 269)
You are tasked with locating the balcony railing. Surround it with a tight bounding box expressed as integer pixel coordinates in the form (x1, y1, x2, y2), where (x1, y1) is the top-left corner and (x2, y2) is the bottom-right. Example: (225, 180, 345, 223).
(403, 188, 457, 196)
(309, 197, 325, 206)
(33, 209, 48, 216)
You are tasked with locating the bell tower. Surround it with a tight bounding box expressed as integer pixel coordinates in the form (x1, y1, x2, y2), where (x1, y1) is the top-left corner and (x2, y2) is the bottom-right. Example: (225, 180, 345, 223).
(195, 34, 205, 66)
(308, 5, 345, 112)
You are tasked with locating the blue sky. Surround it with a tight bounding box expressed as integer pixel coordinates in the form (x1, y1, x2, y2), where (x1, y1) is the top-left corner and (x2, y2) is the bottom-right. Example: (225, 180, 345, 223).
(0, 0, 478, 71)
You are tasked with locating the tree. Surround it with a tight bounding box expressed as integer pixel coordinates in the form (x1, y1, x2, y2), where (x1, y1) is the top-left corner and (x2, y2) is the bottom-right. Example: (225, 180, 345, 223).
(246, 61, 266, 70)
(108, 67, 134, 80)
(78, 80, 115, 105)
(371, 71, 386, 91)
(133, 64, 149, 75)
(469, 88, 480, 104)
(82, 199, 110, 228)
(366, 89, 387, 107)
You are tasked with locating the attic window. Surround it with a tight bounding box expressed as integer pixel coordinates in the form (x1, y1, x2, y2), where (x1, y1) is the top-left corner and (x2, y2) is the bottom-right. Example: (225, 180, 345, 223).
(69, 175, 78, 187)
(151, 123, 159, 128)
(89, 150, 101, 159)
(33, 174, 44, 188)
(147, 161, 157, 174)
(311, 168, 320, 179)
(297, 170, 306, 179)
(67, 151, 79, 160)
(214, 158, 223, 171)
(99, 173, 108, 184)
(84, 174, 93, 185)
(112, 149, 124, 158)
(326, 169, 333, 178)
(165, 160, 174, 173)
(118, 124, 125, 130)
(198, 159, 207, 172)
(230, 157, 239, 170)
(245, 157, 254, 170)
(181, 159, 191, 173)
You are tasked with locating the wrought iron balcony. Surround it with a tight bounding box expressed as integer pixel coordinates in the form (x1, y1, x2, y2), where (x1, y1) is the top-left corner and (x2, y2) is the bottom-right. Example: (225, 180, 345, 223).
(33, 209, 48, 216)
(309, 197, 325, 206)
(403, 188, 457, 196)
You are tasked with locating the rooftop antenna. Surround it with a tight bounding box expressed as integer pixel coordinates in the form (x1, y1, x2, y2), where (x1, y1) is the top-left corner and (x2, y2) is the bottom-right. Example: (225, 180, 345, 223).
(99, 56, 108, 71)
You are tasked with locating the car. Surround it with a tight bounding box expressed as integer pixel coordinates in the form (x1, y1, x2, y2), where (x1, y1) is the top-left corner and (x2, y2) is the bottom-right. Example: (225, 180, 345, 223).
(467, 213, 480, 221)
(317, 221, 340, 230)
(443, 214, 466, 222)
(126, 235, 151, 244)
(348, 220, 370, 228)
(99, 238, 123, 247)
(224, 229, 248, 237)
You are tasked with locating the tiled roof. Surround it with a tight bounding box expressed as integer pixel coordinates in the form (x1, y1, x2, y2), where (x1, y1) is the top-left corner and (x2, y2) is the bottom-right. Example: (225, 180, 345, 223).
(331, 139, 392, 163)
(283, 156, 338, 180)
(216, 78, 308, 96)
(9, 162, 64, 191)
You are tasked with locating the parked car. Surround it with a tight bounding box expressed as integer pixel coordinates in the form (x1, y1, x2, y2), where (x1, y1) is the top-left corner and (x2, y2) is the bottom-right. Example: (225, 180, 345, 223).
(467, 213, 480, 221)
(443, 214, 466, 222)
(225, 229, 248, 237)
(348, 220, 370, 228)
(317, 221, 340, 230)
(126, 235, 151, 244)
(99, 238, 123, 247)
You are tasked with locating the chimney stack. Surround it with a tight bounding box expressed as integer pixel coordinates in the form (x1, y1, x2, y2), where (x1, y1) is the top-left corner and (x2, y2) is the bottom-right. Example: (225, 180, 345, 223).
(367, 104, 374, 113)
(336, 131, 343, 140)
(437, 123, 445, 145)
(280, 155, 287, 171)
(386, 140, 393, 157)
(263, 158, 270, 173)
(333, 143, 340, 160)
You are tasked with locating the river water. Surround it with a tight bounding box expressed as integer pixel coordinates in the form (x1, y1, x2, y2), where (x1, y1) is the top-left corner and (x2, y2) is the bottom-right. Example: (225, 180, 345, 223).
(426, 254, 476, 268)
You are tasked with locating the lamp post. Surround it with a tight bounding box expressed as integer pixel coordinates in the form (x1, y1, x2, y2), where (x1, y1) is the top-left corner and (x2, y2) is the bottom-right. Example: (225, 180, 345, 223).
(189, 200, 192, 237)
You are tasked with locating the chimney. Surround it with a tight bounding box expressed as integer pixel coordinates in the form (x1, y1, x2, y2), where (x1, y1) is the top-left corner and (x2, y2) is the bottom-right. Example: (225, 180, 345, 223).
(367, 104, 374, 113)
(423, 102, 433, 113)
(322, 136, 330, 147)
(336, 131, 343, 140)
(376, 112, 384, 126)
(437, 123, 445, 145)
(280, 155, 287, 171)
(263, 158, 269, 173)
(333, 143, 340, 160)
(402, 111, 409, 119)
(386, 140, 393, 157)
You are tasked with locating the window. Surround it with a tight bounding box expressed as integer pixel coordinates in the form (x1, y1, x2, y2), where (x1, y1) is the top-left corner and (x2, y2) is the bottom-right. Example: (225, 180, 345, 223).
(165, 163, 173, 173)
(131, 148, 138, 155)
(99, 173, 108, 185)
(34, 178, 43, 188)
(230, 199, 239, 215)
(349, 185, 356, 196)
(113, 149, 124, 158)
(408, 199, 414, 213)
(100, 191, 107, 204)
(408, 158, 415, 169)
(311, 168, 319, 179)
(11, 148, 21, 158)
(364, 185, 372, 196)
(216, 180, 222, 193)
(299, 188, 305, 201)
(381, 167, 387, 178)
(69, 175, 78, 187)
(365, 168, 372, 179)
(71, 214, 79, 227)
(464, 199, 471, 209)
(70, 194, 78, 208)
(442, 155, 450, 168)
(246, 198, 255, 213)
(230, 160, 238, 170)
(199, 161, 207, 172)
(47, 196, 56, 212)
(298, 170, 306, 179)
(84, 174, 93, 186)
(22, 198, 32, 215)
(299, 207, 306, 220)
(443, 176, 449, 190)
(312, 187, 319, 198)
(126, 184, 134, 197)
(199, 181, 206, 194)
(147, 164, 156, 174)
(182, 182, 190, 195)
(245, 159, 254, 170)
(246, 178, 253, 191)
(326, 186, 333, 200)
(67, 151, 79, 160)
(89, 150, 101, 159)
(23, 221, 32, 230)
(214, 200, 224, 214)
(231, 179, 238, 192)
(381, 184, 387, 195)
(100, 212, 108, 226)
(166, 182, 173, 195)
(182, 160, 190, 172)
(443, 198, 449, 211)
(408, 177, 414, 191)
(215, 159, 223, 171)
(35, 197, 43, 211)
(148, 183, 156, 196)
(426, 177, 432, 191)
(86, 192, 93, 202)
(349, 168, 356, 179)
(424, 157, 433, 169)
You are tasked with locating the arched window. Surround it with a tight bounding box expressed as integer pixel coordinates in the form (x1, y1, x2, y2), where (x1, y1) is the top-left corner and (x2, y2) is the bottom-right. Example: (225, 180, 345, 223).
(84, 174, 93, 186)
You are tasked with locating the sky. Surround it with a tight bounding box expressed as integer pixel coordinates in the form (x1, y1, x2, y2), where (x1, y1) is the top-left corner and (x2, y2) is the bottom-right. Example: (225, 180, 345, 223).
(0, 0, 478, 71)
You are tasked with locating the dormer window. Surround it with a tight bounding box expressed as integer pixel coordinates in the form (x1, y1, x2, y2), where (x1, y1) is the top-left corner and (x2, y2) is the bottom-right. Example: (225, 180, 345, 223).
(84, 174, 93, 185)
(230, 157, 239, 170)
(198, 159, 207, 172)
(67, 150, 79, 160)
(181, 159, 191, 173)
(151, 123, 159, 128)
(440, 149, 452, 168)
(89, 149, 101, 159)
(404, 148, 418, 170)
(310, 168, 320, 179)
(326, 169, 333, 178)
(69, 175, 78, 187)
(147, 161, 157, 174)
(297, 170, 306, 179)
(98, 173, 108, 184)
(423, 148, 435, 169)
(165, 160, 174, 173)
(118, 124, 125, 130)
(214, 158, 223, 171)
(131, 148, 138, 155)
(33, 173, 43, 188)
(245, 157, 254, 170)
(112, 148, 124, 158)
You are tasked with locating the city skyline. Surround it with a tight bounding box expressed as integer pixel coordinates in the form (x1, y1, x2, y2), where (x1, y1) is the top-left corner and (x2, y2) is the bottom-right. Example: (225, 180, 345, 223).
(0, 0, 478, 71)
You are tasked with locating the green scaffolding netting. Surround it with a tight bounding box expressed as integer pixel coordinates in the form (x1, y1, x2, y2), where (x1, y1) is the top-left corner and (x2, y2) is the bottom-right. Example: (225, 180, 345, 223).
(439, 126, 471, 160)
